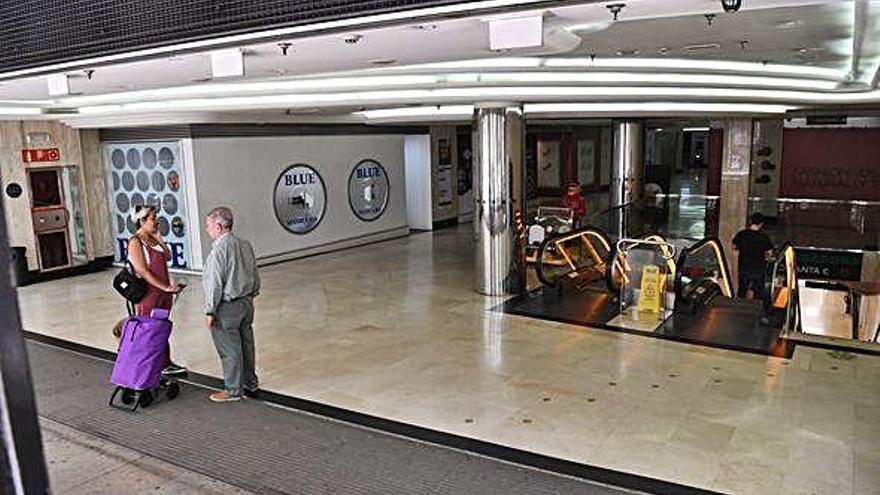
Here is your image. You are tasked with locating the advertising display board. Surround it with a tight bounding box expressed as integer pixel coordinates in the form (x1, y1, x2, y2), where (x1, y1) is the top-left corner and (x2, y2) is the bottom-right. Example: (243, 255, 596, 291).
(104, 142, 191, 269)
(274, 164, 326, 234)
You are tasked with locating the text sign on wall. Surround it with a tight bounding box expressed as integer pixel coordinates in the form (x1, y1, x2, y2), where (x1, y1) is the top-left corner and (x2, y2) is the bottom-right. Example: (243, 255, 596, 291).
(274, 164, 326, 234)
(781, 129, 880, 201)
(795, 248, 863, 281)
(348, 159, 389, 222)
(21, 148, 60, 163)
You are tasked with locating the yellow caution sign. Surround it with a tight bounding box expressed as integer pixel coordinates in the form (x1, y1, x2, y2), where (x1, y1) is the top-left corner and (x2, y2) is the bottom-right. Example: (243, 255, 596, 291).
(638, 264, 663, 314)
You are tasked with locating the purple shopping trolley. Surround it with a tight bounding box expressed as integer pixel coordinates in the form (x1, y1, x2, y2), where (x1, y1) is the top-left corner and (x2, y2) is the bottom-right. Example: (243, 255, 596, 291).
(108, 310, 181, 411)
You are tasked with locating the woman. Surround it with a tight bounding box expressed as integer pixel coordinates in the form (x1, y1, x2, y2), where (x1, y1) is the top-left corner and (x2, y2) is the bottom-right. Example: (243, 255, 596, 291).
(128, 205, 186, 376)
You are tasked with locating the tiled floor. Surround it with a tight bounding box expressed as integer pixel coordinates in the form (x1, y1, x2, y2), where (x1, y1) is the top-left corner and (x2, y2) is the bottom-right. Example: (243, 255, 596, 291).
(19, 227, 880, 495)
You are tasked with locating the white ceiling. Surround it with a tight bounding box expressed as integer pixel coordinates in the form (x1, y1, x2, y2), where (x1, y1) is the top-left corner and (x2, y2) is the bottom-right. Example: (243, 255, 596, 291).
(0, 0, 876, 124)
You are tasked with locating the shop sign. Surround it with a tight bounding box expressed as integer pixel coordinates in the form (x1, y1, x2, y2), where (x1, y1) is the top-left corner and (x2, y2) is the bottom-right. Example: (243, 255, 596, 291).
(795, 248, 862, 281)
(348, 159, 389, 222)
(274, 164, 326, 234)
(21, 148, 60, 163)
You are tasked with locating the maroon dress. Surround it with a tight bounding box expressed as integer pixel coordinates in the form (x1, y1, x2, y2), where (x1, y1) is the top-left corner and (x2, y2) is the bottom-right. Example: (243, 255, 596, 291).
(135, 242, 173, 317)
(134, 239, 173, 366)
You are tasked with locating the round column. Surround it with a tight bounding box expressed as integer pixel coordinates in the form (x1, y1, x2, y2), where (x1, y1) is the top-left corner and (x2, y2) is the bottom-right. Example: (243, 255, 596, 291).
(611, 120, 645, 238)
(473, 104, 525, 296)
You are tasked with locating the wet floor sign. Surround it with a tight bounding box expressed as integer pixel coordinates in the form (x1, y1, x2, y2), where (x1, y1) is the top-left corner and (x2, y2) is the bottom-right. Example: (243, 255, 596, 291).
(638, 264, 663, 315)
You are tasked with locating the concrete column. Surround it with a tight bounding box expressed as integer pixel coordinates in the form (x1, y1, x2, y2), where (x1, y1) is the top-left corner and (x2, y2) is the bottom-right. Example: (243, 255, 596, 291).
(473, 104, 525, 296)
(611, 120, 644, 238)
(717, 118, 753, 283)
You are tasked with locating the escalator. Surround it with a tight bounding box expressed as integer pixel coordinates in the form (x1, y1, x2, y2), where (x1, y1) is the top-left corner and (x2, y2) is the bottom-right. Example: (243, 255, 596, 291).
(505, 229, 797, 357)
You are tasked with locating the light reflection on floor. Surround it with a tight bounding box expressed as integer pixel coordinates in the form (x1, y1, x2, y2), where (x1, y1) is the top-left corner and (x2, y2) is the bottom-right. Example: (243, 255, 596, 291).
(17, 226, 880, 495)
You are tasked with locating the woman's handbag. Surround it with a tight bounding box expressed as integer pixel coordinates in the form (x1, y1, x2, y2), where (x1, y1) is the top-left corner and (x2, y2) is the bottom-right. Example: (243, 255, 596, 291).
(113, 261, 148, 304)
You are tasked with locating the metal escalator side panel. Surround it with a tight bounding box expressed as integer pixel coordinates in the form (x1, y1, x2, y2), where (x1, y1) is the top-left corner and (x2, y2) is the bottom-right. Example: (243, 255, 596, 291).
(536, 225, 613, 289)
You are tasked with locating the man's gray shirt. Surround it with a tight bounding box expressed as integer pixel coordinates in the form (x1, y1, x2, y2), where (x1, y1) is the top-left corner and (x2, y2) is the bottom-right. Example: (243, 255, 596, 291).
(203, 232, 260, 315)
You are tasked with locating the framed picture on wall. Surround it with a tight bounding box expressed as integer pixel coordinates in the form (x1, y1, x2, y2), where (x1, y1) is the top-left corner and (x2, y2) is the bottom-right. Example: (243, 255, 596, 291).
(537, 139, 561, 190)
(576, 139, 596, 186)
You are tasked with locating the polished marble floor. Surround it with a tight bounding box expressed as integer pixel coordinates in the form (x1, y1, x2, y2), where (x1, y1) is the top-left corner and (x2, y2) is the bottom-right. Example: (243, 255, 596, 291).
(18, 227, 880, 495)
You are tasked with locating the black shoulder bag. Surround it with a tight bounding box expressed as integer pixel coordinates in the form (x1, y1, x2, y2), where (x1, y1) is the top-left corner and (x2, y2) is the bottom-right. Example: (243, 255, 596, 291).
(113, 238, 149, 306)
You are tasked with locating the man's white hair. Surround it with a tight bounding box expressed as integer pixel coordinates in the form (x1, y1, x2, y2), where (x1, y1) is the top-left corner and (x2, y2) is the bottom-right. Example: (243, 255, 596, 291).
(206, 206, 234, 230)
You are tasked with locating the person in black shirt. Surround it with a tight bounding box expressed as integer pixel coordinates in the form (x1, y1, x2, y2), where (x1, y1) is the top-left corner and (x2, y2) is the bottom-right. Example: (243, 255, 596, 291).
(732, 213, 774, 319)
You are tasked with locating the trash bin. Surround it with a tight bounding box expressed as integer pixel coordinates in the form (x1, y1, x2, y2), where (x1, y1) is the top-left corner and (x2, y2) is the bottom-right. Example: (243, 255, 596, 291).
(10, 246, 29, 287)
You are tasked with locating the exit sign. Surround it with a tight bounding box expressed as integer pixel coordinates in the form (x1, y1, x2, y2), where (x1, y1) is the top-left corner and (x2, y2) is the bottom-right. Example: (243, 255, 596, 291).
(21, 148, 60, 163)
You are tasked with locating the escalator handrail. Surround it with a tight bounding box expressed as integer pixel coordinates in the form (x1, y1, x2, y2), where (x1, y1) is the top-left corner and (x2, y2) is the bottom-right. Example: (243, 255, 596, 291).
(535, 224, 615, 288)
(767, 241, 802, 333)
(674, 237, 735, 300)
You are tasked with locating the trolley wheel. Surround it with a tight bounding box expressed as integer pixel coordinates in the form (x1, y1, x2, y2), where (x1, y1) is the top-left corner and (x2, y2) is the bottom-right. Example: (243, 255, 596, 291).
(138, 391, 154, 408)
(166, 382, 181, 400)
(120, 388, 136, 406)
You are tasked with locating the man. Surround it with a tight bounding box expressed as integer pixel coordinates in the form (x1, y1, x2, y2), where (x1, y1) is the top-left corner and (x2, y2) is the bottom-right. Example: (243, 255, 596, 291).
(203, 207, 260, 403)
(732, 212, 774, 323)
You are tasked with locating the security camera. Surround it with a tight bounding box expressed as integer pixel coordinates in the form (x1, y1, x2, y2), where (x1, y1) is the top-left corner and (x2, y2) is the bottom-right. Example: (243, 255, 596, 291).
(721, 0, 742, 12)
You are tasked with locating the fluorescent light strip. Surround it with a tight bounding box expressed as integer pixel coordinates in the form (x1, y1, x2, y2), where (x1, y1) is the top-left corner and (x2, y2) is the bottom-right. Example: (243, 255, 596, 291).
(60, 71, 843, 107)
(77, 86, 880, 114)
(444, 72, 839, 90)
(59, 75, 441, 106)
(0, 0, 552, 80)
(355, 103, 790, 120)
(356, 105, 474, 119)
(543, 58, 847, 80)
(524, 103, 792, 114)
(0, 107, 43, 115)
(407, 57, 846, 80)
(682, 127, 711, 132)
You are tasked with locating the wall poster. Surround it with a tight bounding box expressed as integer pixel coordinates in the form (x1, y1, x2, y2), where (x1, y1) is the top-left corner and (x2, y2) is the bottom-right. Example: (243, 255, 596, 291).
(537, 139, 561, 190)
(104, 141, 191, 269)
(274, 164, 327, 234)
(437, 138, 453, 207)
(577, 139, 596, 186)
(348, 159, 389, 222)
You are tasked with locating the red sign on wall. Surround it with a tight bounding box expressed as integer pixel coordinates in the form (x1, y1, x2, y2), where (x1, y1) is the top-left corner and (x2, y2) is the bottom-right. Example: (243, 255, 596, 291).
(781, 129, 880, 201)
(21, 148, 61, 163)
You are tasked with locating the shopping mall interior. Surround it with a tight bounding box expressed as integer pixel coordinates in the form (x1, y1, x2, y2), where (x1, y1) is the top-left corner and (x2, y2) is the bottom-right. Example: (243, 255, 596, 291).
(0, 1, 879, 495)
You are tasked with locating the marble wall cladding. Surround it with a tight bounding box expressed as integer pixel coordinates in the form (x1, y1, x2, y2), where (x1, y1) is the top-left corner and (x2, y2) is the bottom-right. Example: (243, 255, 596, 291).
(0, 121, 111, 270)
(0, 121, 37, 269)
(79, 129, 112, 258)
(718, 118, 754, 283)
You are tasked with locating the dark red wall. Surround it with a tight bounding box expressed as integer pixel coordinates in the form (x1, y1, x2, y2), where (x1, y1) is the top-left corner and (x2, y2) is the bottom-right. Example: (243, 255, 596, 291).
(781, 128, 880, 201)
(706, 128, 723, 196)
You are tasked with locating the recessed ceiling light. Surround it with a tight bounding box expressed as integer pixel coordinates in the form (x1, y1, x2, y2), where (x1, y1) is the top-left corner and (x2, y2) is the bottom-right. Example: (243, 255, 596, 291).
(369, 58, 398, 66)
(776, 20, 799, 29)
(616, 48, 640, 56)
(344, 34, 364, 44)
(684, 43, 721, 52)
(658, 47, 671, 55)
(796, 47, 810, 54)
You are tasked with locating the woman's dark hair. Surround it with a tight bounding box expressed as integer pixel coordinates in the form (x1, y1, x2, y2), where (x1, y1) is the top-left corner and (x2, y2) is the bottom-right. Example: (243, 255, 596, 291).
(134, 205, 157, 228)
